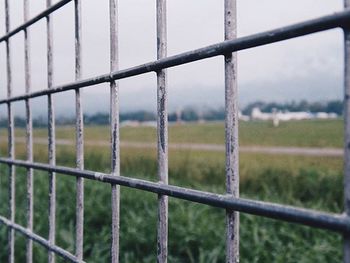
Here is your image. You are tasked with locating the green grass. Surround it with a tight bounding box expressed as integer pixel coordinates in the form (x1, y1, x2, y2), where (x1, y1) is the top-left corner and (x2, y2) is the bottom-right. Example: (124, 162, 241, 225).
(239, 119, 343, 147)
(0, 118, 343, 147)
(0, 151, 343, 262)
(0, 120, 346, 262)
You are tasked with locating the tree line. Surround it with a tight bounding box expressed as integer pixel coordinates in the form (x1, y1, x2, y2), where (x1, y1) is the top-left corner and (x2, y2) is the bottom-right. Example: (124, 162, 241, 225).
(0, 100, 342, 127)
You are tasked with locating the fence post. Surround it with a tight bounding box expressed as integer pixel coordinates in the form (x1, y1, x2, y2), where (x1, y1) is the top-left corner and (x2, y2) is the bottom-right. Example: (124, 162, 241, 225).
(224, 0, 239, 262)
(156, 0, 168, 262)
(5, 1, 15, 262)
(46, 0, 57, 262)
(23, 1, 34, 262)
(344, 1, 350, 262)
(74, 0, 84, 261)
(109, 0, 120, 262)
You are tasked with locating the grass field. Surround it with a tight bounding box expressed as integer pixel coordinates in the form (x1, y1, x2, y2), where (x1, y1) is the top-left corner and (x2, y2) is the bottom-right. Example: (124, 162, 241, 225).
(0, 118, 343, 147)
(0, 119, 345, 262)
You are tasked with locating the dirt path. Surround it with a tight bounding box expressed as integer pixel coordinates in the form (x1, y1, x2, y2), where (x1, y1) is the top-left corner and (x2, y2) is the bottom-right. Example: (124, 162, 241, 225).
(8, 137, 343, 157)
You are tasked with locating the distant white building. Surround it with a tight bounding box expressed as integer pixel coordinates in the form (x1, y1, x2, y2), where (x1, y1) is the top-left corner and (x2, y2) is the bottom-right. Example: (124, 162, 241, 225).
(251, 108, 273, 121)
(315, 112, 338, 119)
(276, 111, 312, 121)
(120, 120, 140, 127)
(238, 111, 250, 121)
(121, 120, 157, 128)
(251, 107, 338, 122)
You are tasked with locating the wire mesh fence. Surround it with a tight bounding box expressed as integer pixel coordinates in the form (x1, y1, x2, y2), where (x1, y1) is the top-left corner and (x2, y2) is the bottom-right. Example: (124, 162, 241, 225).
(0, 0, 350, 262)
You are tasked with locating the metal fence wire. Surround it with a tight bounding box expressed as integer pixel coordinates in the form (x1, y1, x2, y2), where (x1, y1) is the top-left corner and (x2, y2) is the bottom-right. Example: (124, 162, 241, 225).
(0, 0, 350, 262)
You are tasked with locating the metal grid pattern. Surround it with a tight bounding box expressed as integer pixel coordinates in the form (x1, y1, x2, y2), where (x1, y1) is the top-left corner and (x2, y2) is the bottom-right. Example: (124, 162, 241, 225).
(0, 0, 350, 262)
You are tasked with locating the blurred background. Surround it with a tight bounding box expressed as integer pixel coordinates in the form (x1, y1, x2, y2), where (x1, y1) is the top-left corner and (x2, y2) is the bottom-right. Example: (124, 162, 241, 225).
(0, 0, 346, 262)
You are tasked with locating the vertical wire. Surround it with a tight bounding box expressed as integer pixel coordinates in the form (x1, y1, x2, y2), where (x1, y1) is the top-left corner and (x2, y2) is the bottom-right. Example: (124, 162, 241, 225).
(74, 0, 84, 260)
(24, 0, 33, 262)
(344, 2, 350, 263)
(156, 0, 168, 262)
(46, 0, 57, 262)
(224, 0, 239, 262)
(109, 0, 120, 262)
(5, 1, 15, 262)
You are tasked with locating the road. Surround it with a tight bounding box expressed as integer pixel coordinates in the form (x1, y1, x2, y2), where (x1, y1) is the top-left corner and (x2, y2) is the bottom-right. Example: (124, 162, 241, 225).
(7, 137, 343, 157)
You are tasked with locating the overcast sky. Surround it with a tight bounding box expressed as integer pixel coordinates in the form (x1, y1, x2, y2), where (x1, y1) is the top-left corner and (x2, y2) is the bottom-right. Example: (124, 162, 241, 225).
(0, 0, 345, 116)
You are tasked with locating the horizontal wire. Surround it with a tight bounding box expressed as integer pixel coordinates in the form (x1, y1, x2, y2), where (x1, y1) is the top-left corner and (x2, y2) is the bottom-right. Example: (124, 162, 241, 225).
(0, 215, 83, 263)
(0, 0, 72, 43)
(0, 157, 349, 234)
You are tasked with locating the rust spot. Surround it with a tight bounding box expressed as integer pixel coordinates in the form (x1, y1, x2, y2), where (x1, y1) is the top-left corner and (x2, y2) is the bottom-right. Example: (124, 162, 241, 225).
(157, 240, 161, 256)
